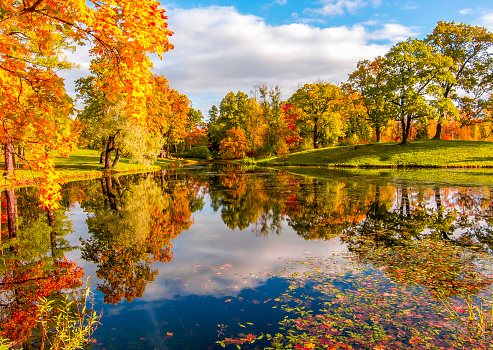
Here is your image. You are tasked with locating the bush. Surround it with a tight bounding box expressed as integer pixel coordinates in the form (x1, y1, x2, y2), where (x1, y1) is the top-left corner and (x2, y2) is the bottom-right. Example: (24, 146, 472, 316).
(255, 144, 276, 159)
(240, 157, 257, 165)
(188, 146, 212, 160)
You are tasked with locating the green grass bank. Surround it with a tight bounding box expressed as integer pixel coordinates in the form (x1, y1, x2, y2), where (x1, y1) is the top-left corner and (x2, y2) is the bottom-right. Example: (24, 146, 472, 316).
(256, 140, 493, 168)
(0, 149, 178, 190)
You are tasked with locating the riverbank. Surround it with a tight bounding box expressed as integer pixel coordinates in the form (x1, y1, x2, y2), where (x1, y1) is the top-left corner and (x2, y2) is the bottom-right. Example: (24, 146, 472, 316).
(256, 140, 493, 168)
(3, 140, 493, 189)
(0, 149, 177, 190)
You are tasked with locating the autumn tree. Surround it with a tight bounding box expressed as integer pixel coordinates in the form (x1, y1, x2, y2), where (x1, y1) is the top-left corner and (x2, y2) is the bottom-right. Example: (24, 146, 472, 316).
(288, 82, 345, 148)
(209, 91, 250, 151)
(147, 75, 191, 158)
(347, 57, 392, 142)
(250, 84, 300, 157)
(381, 38, 456, 145)
(219, 128, 249, 159)
(425, 21, 493, 139)
(1, 0, 174, 208)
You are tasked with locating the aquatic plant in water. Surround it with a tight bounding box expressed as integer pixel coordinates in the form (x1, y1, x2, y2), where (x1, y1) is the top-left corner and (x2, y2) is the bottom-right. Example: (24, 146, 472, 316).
(218, 241, 493, 349)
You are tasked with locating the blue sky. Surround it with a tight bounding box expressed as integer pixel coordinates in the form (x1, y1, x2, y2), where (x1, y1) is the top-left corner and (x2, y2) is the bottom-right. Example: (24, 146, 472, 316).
(64, 0, 493, 117)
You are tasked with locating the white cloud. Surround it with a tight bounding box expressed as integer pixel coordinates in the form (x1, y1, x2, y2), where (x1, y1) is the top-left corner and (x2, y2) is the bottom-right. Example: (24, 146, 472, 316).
(369, 23, 417, 42)
(56, 5, 414, 115)
(275, 0, 288, 5)
(155, 6, 405, 114)
(305, 0, 366, 17)
(477, 12, 493, 31)
(458, 8, 473, 15)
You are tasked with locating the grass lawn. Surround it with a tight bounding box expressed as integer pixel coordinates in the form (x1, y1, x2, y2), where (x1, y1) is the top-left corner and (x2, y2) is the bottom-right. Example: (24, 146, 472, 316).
(256, 140, 493, 168)
(0, 149, 177, 190)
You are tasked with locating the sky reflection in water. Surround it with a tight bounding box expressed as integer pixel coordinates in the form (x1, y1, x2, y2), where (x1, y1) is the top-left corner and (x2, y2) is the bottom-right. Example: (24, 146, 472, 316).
(3, 166, 493, 349)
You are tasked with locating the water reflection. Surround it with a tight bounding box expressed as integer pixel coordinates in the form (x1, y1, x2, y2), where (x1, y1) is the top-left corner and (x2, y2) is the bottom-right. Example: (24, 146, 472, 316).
(75, 172, 202, 304)
(0, 187, 81, 347)
(1, 167, 493, 348)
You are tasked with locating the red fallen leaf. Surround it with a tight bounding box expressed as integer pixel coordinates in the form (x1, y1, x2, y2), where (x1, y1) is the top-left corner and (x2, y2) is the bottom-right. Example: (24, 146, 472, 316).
(225, 299, 232, 302)
(140, 337, 146, 341)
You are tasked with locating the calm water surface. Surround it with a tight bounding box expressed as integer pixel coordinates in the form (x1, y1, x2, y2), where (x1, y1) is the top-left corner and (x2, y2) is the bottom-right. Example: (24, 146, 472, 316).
(2, 165, 493, 349)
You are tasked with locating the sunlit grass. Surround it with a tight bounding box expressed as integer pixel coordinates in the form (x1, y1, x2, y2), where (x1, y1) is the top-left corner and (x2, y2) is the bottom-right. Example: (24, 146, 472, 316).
(0, 148, 171, 190)
(257, 140, 493, 168)
(280, 167, 493, 186)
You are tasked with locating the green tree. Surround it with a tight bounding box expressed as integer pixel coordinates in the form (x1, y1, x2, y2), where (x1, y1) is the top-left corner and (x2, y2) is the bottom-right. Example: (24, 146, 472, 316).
(288, 82, 344, 148)
(347, 57, 392, 142)
(381, 38, 456, 145)
(208, 91, 250, 150)
(426, 21, 493, 139)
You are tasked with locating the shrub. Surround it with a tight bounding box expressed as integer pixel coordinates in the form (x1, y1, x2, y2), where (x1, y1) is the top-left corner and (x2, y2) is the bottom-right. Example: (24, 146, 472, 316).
(240, 157, 257, 165)
(188, 146, 212, 160)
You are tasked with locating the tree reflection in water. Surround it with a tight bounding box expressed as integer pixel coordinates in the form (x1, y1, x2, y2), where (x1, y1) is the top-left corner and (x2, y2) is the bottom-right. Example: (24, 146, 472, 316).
(0, 187, 82, 348)
(3, 168, 493, 349)
(78, 172, 202, 304)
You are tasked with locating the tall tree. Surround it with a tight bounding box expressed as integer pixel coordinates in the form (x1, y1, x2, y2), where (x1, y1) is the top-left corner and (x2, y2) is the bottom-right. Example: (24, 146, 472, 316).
(347, 57, 392, 142)
(147, 75, 191, 158)
(288, 82, 344, 149)
(381, 39, 456, 145)
(426, 21, 493, 139)
(209, 91, 250, 151)
(1, 0, 174, 208)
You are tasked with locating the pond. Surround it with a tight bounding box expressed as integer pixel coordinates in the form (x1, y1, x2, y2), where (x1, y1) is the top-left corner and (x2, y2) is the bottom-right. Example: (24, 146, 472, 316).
(1, 165, 493, 349)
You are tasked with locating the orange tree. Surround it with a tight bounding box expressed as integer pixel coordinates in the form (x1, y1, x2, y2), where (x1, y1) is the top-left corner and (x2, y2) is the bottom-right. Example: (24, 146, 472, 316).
(219, 127, 249, 159)
(147, 75, 191, 157)
(1, 0, 173, 209)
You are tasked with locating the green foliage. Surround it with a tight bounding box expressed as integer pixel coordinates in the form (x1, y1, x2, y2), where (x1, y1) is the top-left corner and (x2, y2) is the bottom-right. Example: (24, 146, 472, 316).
(239, 157, 256, 165)
(36, 283, 101, 350)
(381, 38, 457, 144)
(288, 82, 345, 149)
(414, 122, 430, 140)
(188, 146, 212, 160)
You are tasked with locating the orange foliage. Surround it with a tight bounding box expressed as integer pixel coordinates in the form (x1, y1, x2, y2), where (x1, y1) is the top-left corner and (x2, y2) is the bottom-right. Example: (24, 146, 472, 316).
(219, 128, 249, 159)
(1, 1, 173, 209)
(0, 257, 83, 342)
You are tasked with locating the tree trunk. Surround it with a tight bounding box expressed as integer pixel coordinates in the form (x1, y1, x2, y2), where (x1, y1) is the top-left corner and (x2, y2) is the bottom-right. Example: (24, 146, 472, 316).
(400, 114, 411, 145)
(166, 133, 171, 158)
(400, 116, 407, 145)
(113, 176, 123, 197)
(105, 135, 115, 170)
(6, 188, 17, 239)
(99, 178, 106, 196)
(47, 210, 57, 257)
(313, 118, 319, 149)
(405, 115, 412, 142)
(375, 125, 381, 143)
(432, 122, 442, 140)
(105, 176, 117, 210)
(160, 147, 165, 158)
(100, 151, 104, 163)
(112, 148, 121, 168)
(4, 142, 14, 178)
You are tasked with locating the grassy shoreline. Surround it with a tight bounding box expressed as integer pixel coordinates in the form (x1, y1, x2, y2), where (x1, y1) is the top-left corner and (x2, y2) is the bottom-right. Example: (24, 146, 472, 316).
(2, 140, 493, 189)
(256, 140, 493, 168)
(0, 149, 178, 190)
